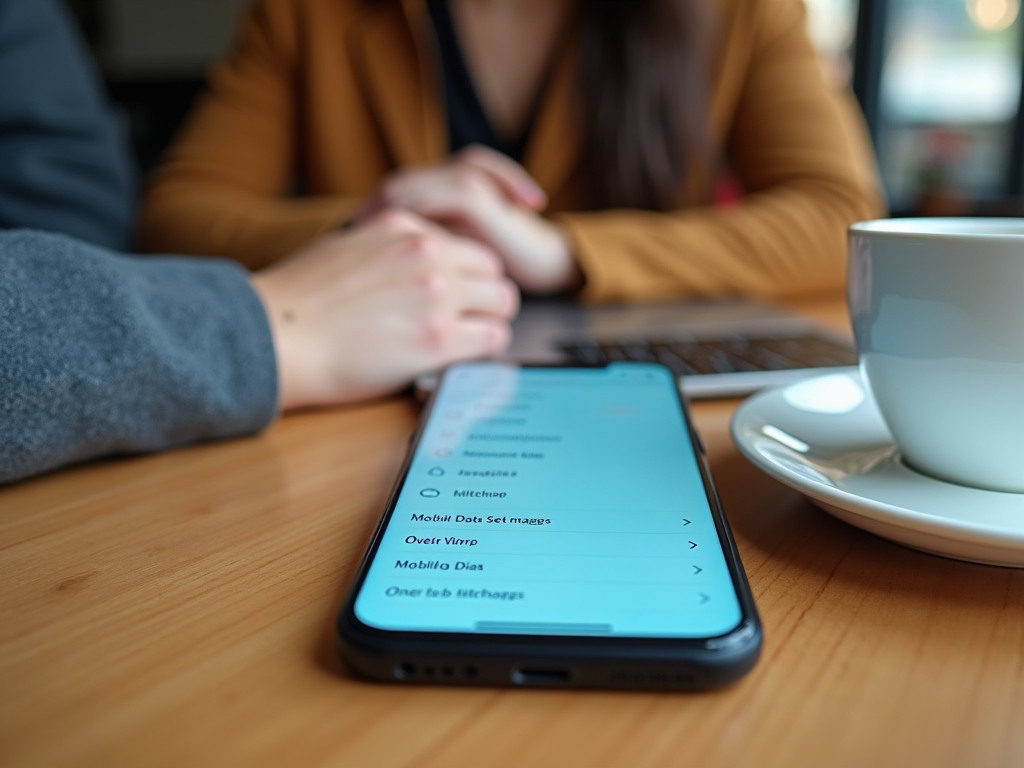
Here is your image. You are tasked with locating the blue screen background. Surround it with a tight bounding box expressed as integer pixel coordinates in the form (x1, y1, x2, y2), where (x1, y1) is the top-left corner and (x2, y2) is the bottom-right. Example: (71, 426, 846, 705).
(354, 363, 744, 637)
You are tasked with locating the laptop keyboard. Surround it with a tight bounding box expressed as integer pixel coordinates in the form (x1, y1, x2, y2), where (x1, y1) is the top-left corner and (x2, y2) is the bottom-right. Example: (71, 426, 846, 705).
(556, 334, 857, 377)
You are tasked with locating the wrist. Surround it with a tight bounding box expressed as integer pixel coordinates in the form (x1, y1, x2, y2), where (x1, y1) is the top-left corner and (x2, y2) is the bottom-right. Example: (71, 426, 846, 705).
(507, 216, 581, 294)
(250, 270, 300, 412)
(546, 224, 583, 293)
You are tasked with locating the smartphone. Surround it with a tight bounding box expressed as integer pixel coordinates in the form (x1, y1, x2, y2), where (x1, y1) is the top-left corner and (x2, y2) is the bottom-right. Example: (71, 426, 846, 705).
(336, 362, 761, 690)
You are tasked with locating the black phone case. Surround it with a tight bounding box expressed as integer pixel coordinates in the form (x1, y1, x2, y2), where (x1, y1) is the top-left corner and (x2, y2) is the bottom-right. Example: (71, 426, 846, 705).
(336, 363, 762, 690)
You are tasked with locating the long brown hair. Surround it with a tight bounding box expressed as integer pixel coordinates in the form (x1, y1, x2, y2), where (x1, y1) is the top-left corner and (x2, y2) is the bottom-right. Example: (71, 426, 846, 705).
(576, 0, 715, 211)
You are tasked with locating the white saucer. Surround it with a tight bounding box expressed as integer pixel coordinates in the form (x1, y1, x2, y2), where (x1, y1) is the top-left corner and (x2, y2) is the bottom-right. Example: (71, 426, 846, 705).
(731, 368, 1024, 567)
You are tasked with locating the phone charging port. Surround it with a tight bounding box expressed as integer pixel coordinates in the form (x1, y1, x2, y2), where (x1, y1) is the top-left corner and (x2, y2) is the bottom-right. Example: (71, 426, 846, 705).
(511, 668, 571, 686)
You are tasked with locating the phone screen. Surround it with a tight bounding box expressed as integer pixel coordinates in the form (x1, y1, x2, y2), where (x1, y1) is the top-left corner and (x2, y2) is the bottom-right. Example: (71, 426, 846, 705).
(353, 362, 744, 638)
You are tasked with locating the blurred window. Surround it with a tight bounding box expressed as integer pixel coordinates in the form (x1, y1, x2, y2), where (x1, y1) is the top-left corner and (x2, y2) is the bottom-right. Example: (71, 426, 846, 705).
(876, 0, 1023, 212)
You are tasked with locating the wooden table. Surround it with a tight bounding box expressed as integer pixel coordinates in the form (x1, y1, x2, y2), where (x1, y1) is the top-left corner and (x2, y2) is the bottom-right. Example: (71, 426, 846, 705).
(2, 295, 1022, 768)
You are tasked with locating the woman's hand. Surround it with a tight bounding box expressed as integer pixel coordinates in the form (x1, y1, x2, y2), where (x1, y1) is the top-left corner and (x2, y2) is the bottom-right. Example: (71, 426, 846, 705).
(251, 210, 520, 411)
(361, 146, 582, 295)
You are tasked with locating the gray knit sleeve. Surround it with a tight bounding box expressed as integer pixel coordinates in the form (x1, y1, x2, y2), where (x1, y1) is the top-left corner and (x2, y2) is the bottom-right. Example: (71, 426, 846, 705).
(0, 230, 279, 484)
(0, 0, 138, 250)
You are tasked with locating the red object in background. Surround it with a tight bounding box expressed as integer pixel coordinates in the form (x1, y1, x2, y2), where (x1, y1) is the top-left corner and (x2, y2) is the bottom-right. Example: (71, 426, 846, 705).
(714, 170, 743, 206)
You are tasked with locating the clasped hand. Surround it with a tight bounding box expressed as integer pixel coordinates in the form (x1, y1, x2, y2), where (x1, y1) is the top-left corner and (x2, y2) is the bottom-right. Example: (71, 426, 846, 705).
(357, 145, 580, 295)
(252, 211, 519, 410)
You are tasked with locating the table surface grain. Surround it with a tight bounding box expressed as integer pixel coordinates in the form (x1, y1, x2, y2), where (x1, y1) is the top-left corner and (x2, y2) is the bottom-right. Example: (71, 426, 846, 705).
(2, 295, 1022, 768)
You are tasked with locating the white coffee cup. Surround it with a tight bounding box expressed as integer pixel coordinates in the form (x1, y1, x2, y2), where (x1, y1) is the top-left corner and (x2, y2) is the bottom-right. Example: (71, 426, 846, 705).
(847, 218, 1024, 493)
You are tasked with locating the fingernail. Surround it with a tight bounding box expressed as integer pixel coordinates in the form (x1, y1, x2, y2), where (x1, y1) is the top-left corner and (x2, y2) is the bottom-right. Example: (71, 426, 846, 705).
(520, 183, 547, 208)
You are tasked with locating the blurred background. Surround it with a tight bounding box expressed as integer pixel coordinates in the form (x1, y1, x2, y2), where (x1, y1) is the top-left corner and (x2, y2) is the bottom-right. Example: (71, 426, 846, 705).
(62, 0, 1024, 216)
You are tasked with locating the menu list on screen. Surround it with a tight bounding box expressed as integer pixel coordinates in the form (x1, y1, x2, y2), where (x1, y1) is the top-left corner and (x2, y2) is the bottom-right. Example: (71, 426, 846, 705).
(354, 363, 744, 638)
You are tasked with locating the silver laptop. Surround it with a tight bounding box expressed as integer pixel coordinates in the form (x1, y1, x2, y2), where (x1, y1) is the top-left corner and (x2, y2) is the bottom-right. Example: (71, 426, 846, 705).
(500, 297, 856, 398)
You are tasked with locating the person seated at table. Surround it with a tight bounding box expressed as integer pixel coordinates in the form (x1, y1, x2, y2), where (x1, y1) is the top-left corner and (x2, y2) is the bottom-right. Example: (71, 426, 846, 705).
(0, 0, 518, 485)
(139, 0, 885, 301)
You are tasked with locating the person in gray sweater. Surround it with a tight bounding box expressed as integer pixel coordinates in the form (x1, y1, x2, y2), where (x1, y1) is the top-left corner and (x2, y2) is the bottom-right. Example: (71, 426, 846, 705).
(0, 0, 518, 485)
(1, 213, 518, 485)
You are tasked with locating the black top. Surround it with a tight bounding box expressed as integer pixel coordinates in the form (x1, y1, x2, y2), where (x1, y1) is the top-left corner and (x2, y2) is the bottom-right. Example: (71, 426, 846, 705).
(426, 0, 534, 163)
